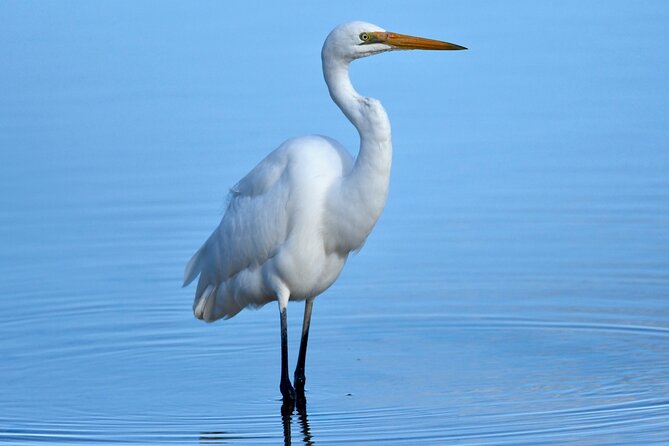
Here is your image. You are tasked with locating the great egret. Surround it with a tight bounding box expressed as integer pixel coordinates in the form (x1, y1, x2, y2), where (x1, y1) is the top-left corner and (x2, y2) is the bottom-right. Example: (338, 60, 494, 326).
(184, 21, 465, 402)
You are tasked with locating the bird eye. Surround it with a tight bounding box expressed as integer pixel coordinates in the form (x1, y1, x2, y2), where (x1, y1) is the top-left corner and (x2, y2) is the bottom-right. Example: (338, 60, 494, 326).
(359, 32, 370, 42)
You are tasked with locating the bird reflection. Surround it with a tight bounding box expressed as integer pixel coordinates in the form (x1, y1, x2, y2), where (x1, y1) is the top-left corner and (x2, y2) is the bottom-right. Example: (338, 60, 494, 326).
(282, 397, 313, 446)
(198, 398, 313, 445)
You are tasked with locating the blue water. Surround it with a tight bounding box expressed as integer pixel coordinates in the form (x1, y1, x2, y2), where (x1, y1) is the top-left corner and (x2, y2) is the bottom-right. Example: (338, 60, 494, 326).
(2, 1, 669, 444)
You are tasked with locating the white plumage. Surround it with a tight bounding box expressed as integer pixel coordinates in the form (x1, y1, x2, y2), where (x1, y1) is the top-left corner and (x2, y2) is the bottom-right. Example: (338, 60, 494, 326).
(184, 135, 360, 320)
(183, 21, 465, 402)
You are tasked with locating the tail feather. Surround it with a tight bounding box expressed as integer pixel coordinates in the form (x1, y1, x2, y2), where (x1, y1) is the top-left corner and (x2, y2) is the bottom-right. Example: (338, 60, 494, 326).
(183, 246, 204, 287)
(193, 284, 217, 321)
(184, 237, 255, 322)
(186, 242, 238, 322)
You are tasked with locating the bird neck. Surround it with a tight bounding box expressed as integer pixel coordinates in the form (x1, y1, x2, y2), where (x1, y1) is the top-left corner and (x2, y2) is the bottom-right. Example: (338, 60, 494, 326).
(323, 56, 393, 251)
(323, 58, 391, 141)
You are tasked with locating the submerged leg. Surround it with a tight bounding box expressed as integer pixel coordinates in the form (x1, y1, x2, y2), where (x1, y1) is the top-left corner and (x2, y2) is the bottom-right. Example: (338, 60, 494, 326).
(279, 303, 296, 402)
(294, 299, 314, 396)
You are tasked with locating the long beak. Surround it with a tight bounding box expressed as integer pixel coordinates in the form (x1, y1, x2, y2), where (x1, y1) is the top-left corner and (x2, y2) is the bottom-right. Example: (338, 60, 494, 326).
(370, 31, 467, 51)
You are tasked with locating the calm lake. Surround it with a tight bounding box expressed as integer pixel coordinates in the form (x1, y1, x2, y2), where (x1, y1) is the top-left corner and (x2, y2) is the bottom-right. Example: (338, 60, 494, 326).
(1, 1, 668, 444)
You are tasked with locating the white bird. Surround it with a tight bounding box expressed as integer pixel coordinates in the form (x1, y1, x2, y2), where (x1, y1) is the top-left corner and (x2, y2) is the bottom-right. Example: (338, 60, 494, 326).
(183, 21, 465, 402)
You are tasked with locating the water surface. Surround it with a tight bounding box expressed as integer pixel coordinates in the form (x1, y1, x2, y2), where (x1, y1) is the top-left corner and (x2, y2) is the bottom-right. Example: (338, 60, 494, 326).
(1, 1, 668, 444)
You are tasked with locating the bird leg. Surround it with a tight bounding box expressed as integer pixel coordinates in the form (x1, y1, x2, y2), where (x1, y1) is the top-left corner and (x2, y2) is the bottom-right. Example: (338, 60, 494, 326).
(279, 305, 296, 402)
(294, 299, 314, 397)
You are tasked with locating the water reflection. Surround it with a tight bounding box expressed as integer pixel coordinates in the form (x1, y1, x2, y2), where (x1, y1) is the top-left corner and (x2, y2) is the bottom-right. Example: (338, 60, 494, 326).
(282, 398, 313, 446)
(196, 400, 313, 445)
(199, 431, 230, 444)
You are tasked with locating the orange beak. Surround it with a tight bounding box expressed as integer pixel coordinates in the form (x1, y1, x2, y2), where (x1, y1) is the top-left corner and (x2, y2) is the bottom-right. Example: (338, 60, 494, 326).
(369, 31, 467, 51)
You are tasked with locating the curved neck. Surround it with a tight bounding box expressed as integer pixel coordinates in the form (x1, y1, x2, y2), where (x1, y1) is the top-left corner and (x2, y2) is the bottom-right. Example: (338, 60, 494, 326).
(322, 54, 393, 251)
(323, 58, 363, 128)
(322, 55, 392, 161)
(322, 58, 391, 144)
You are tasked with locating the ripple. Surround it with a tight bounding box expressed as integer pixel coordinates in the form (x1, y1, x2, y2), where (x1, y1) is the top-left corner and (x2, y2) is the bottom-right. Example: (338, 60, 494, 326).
(3, 397, 669, 445)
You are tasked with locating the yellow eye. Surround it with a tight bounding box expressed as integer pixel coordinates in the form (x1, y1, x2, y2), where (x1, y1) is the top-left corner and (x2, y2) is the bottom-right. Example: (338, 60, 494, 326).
(360, 32, 370, 42)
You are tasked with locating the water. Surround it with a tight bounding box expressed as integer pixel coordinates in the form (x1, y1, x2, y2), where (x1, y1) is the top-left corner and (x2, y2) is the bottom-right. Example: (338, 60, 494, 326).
(2, 1, 668, 444)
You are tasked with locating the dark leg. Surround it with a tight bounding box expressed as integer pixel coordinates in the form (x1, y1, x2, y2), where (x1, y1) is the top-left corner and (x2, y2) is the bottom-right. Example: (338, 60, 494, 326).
(294, 299, 314, 396)
(280, 306, 296, 402)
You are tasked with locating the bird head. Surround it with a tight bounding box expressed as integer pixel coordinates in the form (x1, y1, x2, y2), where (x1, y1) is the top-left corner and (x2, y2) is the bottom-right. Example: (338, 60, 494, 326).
(322, 21, 466, 63)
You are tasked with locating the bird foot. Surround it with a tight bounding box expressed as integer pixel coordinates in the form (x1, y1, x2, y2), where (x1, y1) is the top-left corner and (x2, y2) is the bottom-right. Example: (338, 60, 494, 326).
(294, 371, 306, 395)
(280, 379, 296, 402)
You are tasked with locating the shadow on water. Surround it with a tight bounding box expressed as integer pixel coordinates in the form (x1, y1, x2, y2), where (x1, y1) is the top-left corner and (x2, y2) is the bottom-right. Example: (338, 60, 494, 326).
(199, 431, 230, 444)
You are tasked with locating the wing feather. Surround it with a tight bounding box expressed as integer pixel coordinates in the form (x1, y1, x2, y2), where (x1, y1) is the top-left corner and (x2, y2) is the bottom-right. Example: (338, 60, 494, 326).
(183, 147, 292, 296)
(184, 135, 356, 321)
